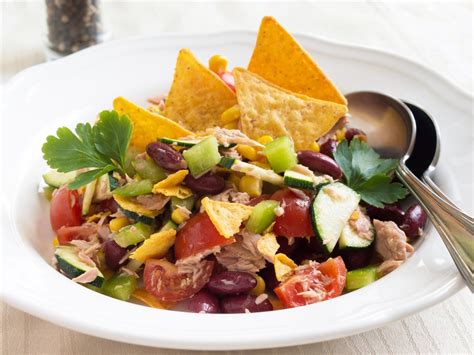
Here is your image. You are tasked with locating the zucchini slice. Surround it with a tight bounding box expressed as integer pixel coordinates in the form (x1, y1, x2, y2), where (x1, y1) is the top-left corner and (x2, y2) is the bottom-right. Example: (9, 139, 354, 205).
(283, 170, 314, 190)
(43, 170, 76, 188)
(160, 137, 200, 148)
(310, 182, 360, 253)
(55, 246, 104, 288)
(228, 160, 284, 186)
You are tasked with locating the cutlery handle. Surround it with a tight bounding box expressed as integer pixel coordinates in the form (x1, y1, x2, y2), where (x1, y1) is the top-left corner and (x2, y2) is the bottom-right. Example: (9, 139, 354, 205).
(396, 164, 474, 292)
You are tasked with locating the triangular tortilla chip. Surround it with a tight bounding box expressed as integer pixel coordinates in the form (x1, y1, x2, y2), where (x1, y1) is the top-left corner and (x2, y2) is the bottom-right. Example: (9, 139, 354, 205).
(113, 97, 192, 151)
(248, 16, 347, 105)
(164, 49, 237, 132)
(130, 229, 176, 262)
(274, 253, 297, 281)
(201, 197, 253, 238)
(153, 170, 188, 189)
(233, 67, 348, 150)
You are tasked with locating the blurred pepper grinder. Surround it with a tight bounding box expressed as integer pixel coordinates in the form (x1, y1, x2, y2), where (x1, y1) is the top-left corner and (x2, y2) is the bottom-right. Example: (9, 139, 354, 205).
(45, 0, 111, 60)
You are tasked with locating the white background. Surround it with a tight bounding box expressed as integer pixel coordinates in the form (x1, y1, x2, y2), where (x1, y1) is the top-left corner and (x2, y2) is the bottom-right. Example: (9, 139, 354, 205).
(1, 1, 472, 354)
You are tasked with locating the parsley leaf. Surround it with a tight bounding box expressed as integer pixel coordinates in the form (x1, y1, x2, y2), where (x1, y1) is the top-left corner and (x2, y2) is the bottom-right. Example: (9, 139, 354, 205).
(334, 138, 408, 207)
(42, 110, 132, 189)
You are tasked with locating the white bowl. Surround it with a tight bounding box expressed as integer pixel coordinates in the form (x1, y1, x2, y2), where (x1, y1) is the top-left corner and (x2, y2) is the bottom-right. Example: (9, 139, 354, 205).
(1, 31, 471, 350)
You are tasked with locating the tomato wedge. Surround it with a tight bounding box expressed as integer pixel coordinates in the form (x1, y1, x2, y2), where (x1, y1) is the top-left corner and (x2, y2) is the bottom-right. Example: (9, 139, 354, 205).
(144, 258, 214, 302)
(274, 257, 347, 308)
(50, 187, 82, 233)
(57, 224, 98, 245)
(271, 189, 314, 238)
(174, 212, 235, 260)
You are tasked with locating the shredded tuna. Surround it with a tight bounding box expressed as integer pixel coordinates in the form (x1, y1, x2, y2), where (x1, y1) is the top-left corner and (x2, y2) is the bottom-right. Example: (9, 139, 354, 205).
(288, 187, 307, 200)
(176, 251, 219, 289)
(210, 188, 250, 204)
(97, 225, 111, 240)
(207, 127, 264, 148)
(290, 165, 334, 185)
(78, 250, 96, 267)
(175, 205, 192, 220)
(134, 194, 170, 211)
(274, 206, 284, 217)
(317, 115, 350, 145)
(221, 147, 242, 160)
(110, 210, 126, 218)
(374, 219, 413, 261)
(287, 237, 295, 246)
(72, 268, 99, 284)
(348, 207, 373, 241)
(216, 231, 266, 273)
(255, 293, 268, 305)
(377, 260, 404, 277)
(245, 308, 251, 314)
(120, 267, 139, 278)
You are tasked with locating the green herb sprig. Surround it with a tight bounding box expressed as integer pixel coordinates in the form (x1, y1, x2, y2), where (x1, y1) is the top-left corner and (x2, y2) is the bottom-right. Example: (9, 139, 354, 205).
(333, 138, 409, 208)
(42, 110, 132, 189)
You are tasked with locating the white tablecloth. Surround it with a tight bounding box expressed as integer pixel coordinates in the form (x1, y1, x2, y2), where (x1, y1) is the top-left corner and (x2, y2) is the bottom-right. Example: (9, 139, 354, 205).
(1, 1, 472, 354)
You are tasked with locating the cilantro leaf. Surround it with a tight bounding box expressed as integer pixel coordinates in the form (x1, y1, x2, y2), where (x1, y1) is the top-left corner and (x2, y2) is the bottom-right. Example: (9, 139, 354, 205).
(334, 138, 408, 207)
(42, 110, 132, 189)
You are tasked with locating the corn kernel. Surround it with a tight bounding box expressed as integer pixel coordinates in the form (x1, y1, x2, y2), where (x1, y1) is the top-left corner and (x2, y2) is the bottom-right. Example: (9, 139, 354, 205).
(350, 210, 360, 221)
(52, 236, 59, 247)
(109, 217, 129, 233)
(257, 135, 273, 145)
(239, 175, 262, 197)
(172, 208, 190, 225)
(221, 105, 241, 124)
(335, 128, 347, 142)
(237, 144, 258, 161)
(209, 54, 228, 74)
(228, 173, 241, 187)
(310, 141, 320, 152)
(250, 275, 266, 296)
(223, 121, 238, 130)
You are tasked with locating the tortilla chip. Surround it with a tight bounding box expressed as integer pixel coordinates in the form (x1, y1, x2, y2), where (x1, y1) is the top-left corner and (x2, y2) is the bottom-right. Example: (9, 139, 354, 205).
(233, 67, 348, 150)
(248, 17, 347, 105)
(274, 253, 297, 281)
(130, 229, 176, 262)
(256, 232, 280, 262)
(153, 170, 188, 189)
(164, 49, 237, 132)
(201, 197, 253, 238)
(113, 195, 162, 218)
(113, 96, 192, 151)
(153, 186, 192, 199)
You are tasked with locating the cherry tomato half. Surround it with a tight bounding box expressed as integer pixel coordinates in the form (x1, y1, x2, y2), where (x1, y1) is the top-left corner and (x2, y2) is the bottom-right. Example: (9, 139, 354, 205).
(144, 258, 214, 302)
(50, 187, 82, 233)
(271, 189, 314, 238)
(174, 212, 235, 260)
(274, 256, 347, 308)
(57, 224, 98, 246)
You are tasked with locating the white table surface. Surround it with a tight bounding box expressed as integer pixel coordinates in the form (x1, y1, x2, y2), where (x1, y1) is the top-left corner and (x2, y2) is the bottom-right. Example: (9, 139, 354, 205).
(1, 1, 472, 354)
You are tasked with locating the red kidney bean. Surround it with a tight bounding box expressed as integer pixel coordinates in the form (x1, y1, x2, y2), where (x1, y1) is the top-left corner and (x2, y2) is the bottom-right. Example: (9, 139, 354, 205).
(345, 128, 366, 142)
(207, 271, 257, 296)
(400, 204, 427, 238)
(365, 204, 405, 225)
(146, 142, 187, 172)
(184, 172, 225, 195)
(103, 239, 128, 271)
(297, 151, 343, 179)
(188, 290, 221, 313)
(258, 263, 279, 291)
(221, 294, 273, 313)
(319, 139, 337, 158)
(338, 247, 373, 270)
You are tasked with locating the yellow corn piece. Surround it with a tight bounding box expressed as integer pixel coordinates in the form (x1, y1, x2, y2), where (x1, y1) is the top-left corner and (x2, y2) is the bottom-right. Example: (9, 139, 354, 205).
(221, 104, 241, 124)
(52, 237, 59, 247)
(239, 175, 262, 197)
(335, 128, 346, 142)
(268, 295, 284, 310)
(209, 54, 228, 74)
(228, 173, 241, 187)
(223, 121, 238, 130)
(237, 144, 258, 161)
(350, 209, 360, 221)
(310, 141, 320, 152)
(257, 135, 273, 145)
(109, 217, 130, 233)
(171, 208, 190, 225)
(274, 253, 297, 281)
(250, 275, 266, 296)
(132, 289, 172, 309)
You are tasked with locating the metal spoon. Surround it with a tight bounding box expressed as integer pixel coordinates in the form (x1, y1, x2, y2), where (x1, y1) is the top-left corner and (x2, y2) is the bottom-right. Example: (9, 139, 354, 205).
(346, 91, 474, 292)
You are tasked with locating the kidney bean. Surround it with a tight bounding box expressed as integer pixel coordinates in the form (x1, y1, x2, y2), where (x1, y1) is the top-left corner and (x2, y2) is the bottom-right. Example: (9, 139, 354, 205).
(338, 247, 373, 270)
(146, 142, 187, 172)
(258, 263, 279, 291)
(319, 139, 337, 158)
(103, 239, 128, 271)
(365, 204, 405, 225)
(188, 290, 220, 313)
(221, 294, 273, 313)
(184, 172, 225, 195)
(400, 204, 427, 238)
(297, 151, 342, 179)
(345, 128, 366, 142)
(207, 271, 257, 296)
